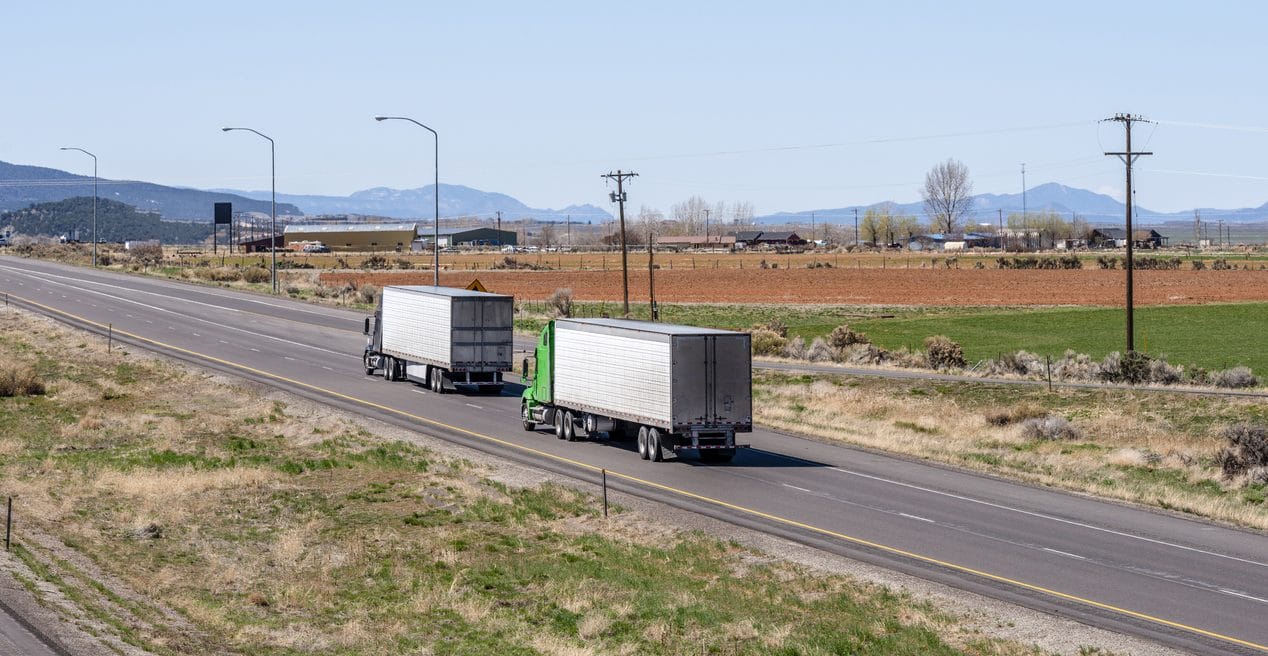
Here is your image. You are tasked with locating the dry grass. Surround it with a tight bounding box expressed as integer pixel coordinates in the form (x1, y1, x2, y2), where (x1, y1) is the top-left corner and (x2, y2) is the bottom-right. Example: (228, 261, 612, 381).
(756, 372, 1268, 529)
(0, 307, 1058, 656)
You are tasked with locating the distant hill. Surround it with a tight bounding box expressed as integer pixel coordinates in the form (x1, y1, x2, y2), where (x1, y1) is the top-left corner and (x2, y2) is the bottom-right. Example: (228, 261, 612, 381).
(1, 197, 213, 243)
(0, 161, 301, 220)
(215, 184, 612, 222)
(756, 182, 1268, 226)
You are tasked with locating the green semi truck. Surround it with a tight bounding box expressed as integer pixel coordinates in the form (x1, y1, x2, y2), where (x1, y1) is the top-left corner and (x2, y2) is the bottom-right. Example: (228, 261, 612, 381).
(520, 318, 752, 463)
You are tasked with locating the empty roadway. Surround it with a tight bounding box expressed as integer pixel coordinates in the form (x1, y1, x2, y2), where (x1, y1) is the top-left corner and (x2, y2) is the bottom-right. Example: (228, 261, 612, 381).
(2, 255, 1266, 655)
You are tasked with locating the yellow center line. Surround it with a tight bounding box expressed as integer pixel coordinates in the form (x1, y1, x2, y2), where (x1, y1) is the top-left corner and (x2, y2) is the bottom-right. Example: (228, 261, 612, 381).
(8, 292, 1267, 654)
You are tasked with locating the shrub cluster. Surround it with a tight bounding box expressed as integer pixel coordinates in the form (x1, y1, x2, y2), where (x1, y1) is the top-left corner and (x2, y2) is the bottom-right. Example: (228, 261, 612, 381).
(1020, 416, 1082, 441)
(548, 288, 573, 318)
(394, 258, 413, 270)
(0, 363, 45, 397)
(984, 403, 1048, 426)
(359, 283, 379, 305)
(996, 256, 1081, 270)
(194, 267, 242, 282)
(923, 335, 966, 370)
(492, 256, 543, 270)
(750, 329, 787, 356)
(241, 267, 271, 284)
(363, 255, 390, 270)
(1217, 423, 1268, 480)
(980, 348, 1258, 389)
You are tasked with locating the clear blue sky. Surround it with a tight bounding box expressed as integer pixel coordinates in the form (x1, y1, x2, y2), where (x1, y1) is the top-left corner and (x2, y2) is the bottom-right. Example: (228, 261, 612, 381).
(4, 1, 1268, 216)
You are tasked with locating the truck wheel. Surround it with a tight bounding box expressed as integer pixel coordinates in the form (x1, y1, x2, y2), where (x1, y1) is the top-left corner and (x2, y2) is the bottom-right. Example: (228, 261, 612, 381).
(363, 353, 375, 376)
(636, 427, 649, 460)
(563, 411, 578, 441)
(554, 410, 566, 439)
(382, 356, 394, 381)
(430, 368, 445, 394)
(521, 405, 536, 432)
(648, 428, 664, 462)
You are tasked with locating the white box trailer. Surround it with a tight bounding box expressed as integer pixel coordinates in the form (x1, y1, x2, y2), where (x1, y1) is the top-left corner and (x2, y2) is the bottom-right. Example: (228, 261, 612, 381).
(521, 318, 752, 462)
(363, 285, 513, 393)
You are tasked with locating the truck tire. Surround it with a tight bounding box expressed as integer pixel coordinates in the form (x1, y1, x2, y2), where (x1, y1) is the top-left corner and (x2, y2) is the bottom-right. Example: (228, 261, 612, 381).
(647, 428, 664, 462)
(382, 356, 394, 381)
(636, 426, 649, 460)
(563, 411, 577, 441)
(430, 368, 445, 394)
(521, 404, 535, 432)
(701, 448, 735, 464)
(363, 353, 375, 376)
(554, 409, 566, 439)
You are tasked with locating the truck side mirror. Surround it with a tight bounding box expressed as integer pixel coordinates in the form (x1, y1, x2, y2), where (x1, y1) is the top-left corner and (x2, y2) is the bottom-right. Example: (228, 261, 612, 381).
(363, 317, 371, 336)
(521, 357, 530, 378)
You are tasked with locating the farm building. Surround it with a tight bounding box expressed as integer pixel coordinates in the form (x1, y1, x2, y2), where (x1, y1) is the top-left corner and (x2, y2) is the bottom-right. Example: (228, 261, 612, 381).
(727, 230, 806, 248)
(655, 235, 737, 250)
(283, 223, 418, 252)
(413, 227, 518, 249)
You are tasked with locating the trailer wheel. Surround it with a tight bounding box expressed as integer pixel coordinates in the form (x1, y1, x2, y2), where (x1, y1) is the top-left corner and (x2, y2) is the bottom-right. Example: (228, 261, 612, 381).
(521, 404, 536, 432)
(430, 368, 446, 394)
(636, 427, 649, 460)
(382, 356, 394, 381)
(554, 409, 566, 439)
(563, 411, 578, 441)
(648, 428, 664, 462)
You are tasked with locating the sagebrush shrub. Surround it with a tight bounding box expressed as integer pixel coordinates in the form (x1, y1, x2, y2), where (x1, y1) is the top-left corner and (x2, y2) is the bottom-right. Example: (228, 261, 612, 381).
(1020, 416, 1081, 441)
(548, 288, 574, 318)
(241, 267, 270, 284)
(924, 335, 965, 370)
(750, 329, 787, 356)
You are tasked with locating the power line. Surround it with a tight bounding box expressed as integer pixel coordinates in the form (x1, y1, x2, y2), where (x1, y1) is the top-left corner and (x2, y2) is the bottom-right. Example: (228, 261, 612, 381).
(600, 170, 637, 315)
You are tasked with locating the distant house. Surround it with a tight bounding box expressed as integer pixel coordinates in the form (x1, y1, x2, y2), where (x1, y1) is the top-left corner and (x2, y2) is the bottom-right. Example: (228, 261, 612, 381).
(752, 231, 806, 248)
(731, 230, 764, 248)
(1089, 228, 1128, 248)
(1132, 229, 1167, 249)
(655, 235, 737, 251)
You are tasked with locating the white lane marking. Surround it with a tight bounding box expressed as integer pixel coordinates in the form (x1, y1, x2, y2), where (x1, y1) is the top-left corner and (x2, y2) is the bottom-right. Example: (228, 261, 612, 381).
(218, 340, 228, 344)
(1219, 589, 1268, 605)
(125, 313, 133, 318)
(283, 356, 296, 361)
(899, 513, 935, 523)
(168, 326, 175, 330)
(1043, 547, 1087, 560)
(321, 366, 333, 371)
(249, 348, 260, 352)
(6, 269, 357, 360)
(145, 320, 153, 324)
(781, 483, 811, 493)
(465, 403, 483, 410)
(0, 266, 244, 315)
(192, 333, 200, 337)
(824, 466, 1268, 569)
(90, 304, 97, 308)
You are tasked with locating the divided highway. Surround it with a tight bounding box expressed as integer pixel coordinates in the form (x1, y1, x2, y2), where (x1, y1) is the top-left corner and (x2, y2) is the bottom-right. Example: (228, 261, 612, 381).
(3, 256, 1267, 655)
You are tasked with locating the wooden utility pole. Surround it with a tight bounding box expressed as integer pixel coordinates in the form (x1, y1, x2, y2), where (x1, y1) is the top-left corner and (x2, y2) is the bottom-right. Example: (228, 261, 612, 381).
(648, 228, 657, 320)
(853, 208, 859, 247)
(601, 170, 638, 315)
(1103, 113, 1153, 354)
(496, 210, 502, 246)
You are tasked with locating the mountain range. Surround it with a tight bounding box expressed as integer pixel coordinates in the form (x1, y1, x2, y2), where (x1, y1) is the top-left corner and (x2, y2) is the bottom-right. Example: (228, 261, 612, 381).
(756, 182, 1268, 226)
(0, 161, 299, 220)
(212, 185, 612, 222)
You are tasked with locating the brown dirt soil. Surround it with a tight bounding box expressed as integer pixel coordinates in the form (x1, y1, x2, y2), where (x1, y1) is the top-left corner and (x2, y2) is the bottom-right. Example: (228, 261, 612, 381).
(319, 268, 1268, 306)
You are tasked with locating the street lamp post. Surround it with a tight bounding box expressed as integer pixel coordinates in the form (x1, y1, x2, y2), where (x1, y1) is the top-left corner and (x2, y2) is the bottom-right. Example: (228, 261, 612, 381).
(375, 116, 439, 286)
(59, 147, 97, 266)
(221, 127, 278, 294)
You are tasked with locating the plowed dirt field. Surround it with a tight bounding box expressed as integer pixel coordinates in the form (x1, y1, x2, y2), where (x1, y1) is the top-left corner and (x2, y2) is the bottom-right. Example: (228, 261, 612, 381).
(318, 268, 1268, 306)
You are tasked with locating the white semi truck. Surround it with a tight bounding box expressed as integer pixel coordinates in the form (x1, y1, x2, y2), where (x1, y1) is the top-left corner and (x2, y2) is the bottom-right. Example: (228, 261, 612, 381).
(363, 285, 514, 394)
(520, 318, 752, 462)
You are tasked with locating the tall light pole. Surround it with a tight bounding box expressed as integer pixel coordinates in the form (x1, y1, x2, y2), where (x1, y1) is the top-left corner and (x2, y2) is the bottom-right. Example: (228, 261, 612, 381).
(59, 147, 97, 266)
(375, 116, 439, 286)
(221, 127, 277, 294)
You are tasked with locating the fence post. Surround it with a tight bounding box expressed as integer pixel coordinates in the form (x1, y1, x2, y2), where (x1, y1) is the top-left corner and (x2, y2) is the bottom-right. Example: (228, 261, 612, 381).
(601, 469, 609, 518)
(1046, 354, 1053, 392)
(108, 324, 113, 353)
(5, 497, 11, 551)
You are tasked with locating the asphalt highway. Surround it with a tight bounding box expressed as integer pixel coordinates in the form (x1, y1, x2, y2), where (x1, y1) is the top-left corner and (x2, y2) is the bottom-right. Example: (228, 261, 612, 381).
(3, 256, 1267, 655)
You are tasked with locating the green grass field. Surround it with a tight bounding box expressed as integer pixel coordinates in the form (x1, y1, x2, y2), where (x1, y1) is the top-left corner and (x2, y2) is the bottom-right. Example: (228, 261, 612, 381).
(850, 303, 1268, 372)
(517, 301, 1267, 374)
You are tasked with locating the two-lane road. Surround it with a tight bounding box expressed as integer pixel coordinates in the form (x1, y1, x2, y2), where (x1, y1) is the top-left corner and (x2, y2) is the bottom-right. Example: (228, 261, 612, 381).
(3, 256, 1266, 655)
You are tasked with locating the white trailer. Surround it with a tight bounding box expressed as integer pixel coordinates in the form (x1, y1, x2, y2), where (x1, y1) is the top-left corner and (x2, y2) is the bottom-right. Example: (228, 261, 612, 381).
(364, 285, 513, 393)
(521, 318, 752, 462)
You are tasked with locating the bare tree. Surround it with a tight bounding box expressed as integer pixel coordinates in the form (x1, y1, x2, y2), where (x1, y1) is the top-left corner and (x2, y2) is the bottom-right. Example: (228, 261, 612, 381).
(635, 205, 663, 246)
(921, 158, 974, 234)
(534, 223, 556, 248)
(670, 195, 709, 235)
